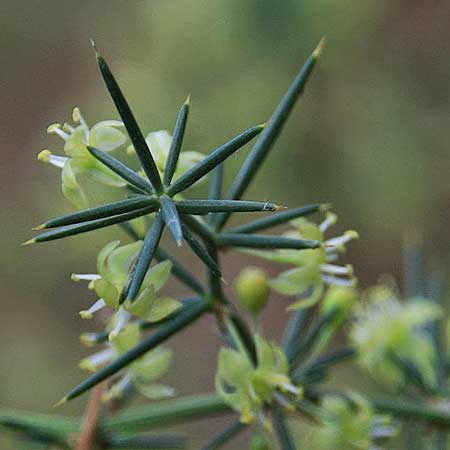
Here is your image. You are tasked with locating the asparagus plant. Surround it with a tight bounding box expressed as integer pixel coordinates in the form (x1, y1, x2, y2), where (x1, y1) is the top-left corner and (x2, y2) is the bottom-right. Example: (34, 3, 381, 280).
(3, 38, 449, 450)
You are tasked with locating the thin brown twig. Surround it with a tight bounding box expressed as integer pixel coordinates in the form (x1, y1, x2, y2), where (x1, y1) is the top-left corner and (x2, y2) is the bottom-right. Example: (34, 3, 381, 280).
(75, 382, 106, 450)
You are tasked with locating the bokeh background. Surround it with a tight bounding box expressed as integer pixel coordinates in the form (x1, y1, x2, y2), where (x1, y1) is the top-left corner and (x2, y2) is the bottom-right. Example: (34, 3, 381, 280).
(1, 0, 449, 448)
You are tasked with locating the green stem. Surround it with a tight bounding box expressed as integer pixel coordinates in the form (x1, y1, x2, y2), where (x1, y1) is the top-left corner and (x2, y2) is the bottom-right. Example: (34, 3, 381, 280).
(103, 393, 229, 432)
(107, 433, 186, 449)
(225, 317, 253, 364)
(0, 394, 230, 438)
(273, 407, 298, 450)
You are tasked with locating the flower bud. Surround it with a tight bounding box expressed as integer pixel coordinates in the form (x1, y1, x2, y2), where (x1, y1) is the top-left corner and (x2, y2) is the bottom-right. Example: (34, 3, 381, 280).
(235, 267, 270, 315)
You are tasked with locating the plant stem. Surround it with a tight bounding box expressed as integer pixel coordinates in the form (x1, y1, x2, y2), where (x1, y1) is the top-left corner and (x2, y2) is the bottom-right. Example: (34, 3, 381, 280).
(75, 383, 106, 450)
(273, 407, 298, 450)
(103, 393, 229, 432)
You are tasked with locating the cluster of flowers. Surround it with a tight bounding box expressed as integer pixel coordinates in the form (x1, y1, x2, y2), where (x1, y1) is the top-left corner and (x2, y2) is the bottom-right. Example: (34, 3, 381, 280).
(37, 107, 447, 449)
(39, 109, 205, 401)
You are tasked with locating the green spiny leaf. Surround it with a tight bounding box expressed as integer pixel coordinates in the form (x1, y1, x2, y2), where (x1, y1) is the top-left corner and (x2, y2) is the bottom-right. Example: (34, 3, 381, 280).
(208, 164, 224, 201)
(292, 347, 355, 383)
(216, 39, 325, 230)
(26, 206, 156, 244)
(167, 124, 265, 196)
(215, 233, 320, 250)
(283, 306, 316, 364)
(179, 214, 215, 245)
(93, 43, 163, 193)
(181, 221, 222, 278)
(164, 96, 190, 185)
(176, 199, 280, 215)
(160, 195, 183, 246)
(229, 203, 324, 234)
(37, 196, 158, 229)
(125, 214, 165, 302)
(87, 145, 154, 193)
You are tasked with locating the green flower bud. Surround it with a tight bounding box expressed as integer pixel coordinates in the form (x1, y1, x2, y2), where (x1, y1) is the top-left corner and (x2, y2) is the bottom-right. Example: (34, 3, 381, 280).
(235, 267, 270, 315)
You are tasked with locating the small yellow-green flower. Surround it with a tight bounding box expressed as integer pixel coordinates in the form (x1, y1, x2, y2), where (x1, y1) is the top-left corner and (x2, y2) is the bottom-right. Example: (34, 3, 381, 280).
(72, 240, 181, 337)
(316, 393, 397, 450)
(350, 285, 441, 387)
(38, 108, 128, 208)
(216, 334, 302, 429)
(246, 212, 358, 309)
(79, 323, 174, 402)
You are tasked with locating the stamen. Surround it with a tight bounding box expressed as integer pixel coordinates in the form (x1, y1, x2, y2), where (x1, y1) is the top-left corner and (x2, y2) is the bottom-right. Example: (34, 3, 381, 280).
(72, 107, 88, 128)
(321, 263, 353, 276)
(79, 348, 114, 372)
(72, 107, 89, 141)
(109, 308, 132, 339)
(80, 333, 99, 347)
(102, 374, 132, 402)
(37, 150, 68, 168)
(325, 230, 359, 248)
(79, 298, 106, 319)
(321, 275, 355, 287)
(62, 122, 75, 133)
(71, 273, 101, 282)
(319, 212, 337, 232)
(47, 123, 69, 141)
(279, 382, 301, 397)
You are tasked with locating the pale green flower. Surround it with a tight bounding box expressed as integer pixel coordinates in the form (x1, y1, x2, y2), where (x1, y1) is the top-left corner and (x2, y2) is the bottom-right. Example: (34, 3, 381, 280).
(246, 212, 358, 309)
(72, 240, 181, 337)
(351, 286, 441, 387)
(79, 322, 174, 402)
(38, 107, 127, 208)
(216, 334, 302, 429)
(316, 393, 397, 450)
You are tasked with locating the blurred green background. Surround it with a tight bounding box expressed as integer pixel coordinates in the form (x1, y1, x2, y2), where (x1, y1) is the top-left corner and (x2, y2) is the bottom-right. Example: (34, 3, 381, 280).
(1, 0, 449, 448)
